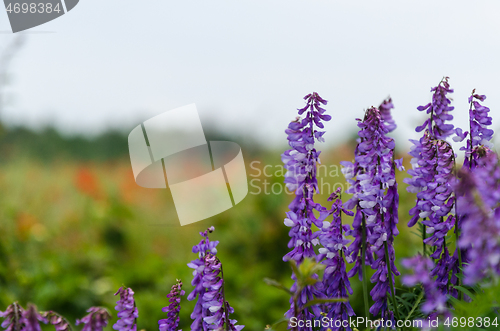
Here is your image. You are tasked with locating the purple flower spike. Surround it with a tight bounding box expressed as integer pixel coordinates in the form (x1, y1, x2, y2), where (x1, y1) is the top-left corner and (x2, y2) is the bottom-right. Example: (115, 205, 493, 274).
(202, 254, 244, 331)
(415, 77, 456, 140)
(405, 78, 463, 296)
(317, 188, 355, 329)
(402, 255, 449, 317)
(342, 104, 401, 319)
(113, 287, 138, 331)
(21, 304, 48, 331)
(456, 151, 500, 284)
(187, 227, 219, 331)
(159, 279, 184, 331)
(1, 303, 24, 331)
(76, 307, 111, 331)
(282, 92, 331, 326)
(460, 89, 494, 170)
(378, 97, 396, 132)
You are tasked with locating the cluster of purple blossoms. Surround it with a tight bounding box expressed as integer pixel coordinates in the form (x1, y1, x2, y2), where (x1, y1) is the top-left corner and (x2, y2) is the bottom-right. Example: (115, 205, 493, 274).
(341, 101, 402, 319)
(378, 97, 396, 133)
(187, 227, 243, 331)
(42, 312, 72, 331)
(402, 255, 449, 318)
(415, 77, 456, 140)
(317, 188, 355, 329)
(159, 280, 184, 331)
(0, 304, 76, 331)
(457, 90, 494, 170)
(404, 78, 461, 297)
(456, 150, 500, 284)
(113, 287, 138, 331)
(76, 307, 111, 331)
(0, 303, 48, 331)
(281, 92, 331, 323)
(21, 305, 47, 331)
(406, 135, 457, 294)
(201, 254, 243, 331)
(187, 226, 219, 331)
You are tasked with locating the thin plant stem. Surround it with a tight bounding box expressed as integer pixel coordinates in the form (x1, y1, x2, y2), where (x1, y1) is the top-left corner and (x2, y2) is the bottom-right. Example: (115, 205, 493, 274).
(220, 263, 230, 331)
(384, 241, 401, 322)
(403, 290, 424, 325)
(361, 214, 370, 318)
(422, 223, 427, 257)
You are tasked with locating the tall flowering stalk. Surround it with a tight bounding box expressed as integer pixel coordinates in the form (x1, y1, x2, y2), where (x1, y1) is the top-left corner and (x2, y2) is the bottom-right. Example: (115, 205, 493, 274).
(201, 254, 244, 331)
(449, 89, 494, 297)
(405, 77, 461, 297)
(342, 101, 402, 321)
(76, 307, 111, 331)
(282, 92, 331, 324)
(458, 90, 494, 170)
(456, 150, 500, 284)
(187, 226, 219, 331)
(317, 188, 355, 329)
(113, 287, 138, 331)
(159, 280, 184, 331)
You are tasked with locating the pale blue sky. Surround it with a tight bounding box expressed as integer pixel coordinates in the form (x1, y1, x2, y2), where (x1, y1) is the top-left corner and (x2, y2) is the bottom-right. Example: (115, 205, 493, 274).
(1, 0, 500, 149)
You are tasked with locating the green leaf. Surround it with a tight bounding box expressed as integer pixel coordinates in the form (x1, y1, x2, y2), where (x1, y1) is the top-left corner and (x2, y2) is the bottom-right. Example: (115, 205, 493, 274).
(454, 285, 476, 300)
(267, 318, 289, 331)
(263, 278, 292, 295)
(395, 295, 412, 312)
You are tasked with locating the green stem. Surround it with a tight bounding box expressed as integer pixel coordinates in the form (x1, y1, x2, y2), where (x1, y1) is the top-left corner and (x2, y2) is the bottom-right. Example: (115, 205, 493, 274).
(220, 264, 231, 331)
(361, 214, 370, 318)
(404, 290, 424, 325)
(422, 223, 427, 257)
(455, 213, 463, 301)
(454, 161, 463, 300)
(384, 241, 401, 321)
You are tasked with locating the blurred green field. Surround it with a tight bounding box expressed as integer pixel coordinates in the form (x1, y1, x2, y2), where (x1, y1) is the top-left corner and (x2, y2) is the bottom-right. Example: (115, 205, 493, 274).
(0, 127, 426, 330)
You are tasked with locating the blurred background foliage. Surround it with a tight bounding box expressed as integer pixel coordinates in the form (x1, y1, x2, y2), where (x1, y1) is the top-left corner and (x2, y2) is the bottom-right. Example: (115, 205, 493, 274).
(0, 124, 426, 330)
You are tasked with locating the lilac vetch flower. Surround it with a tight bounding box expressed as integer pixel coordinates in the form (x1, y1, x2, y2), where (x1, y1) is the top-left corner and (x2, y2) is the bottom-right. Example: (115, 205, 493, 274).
(317, 188, 355, 329)
(76, 307, 111, 331)
(341, 106, 401, 319)
(282, 92, 331, 325)
(458, 89, 495, 170)
(415, 77, 456, 140)
(20, 304, 48, 331)
(187, 227, 219, 331)
(405, 136, 457, 295)
(456, 150, 500, 284)
(378, 97, 396, 132)
(113, 287, 138, 331)
(201, 254, 244, 331)
(402, 255, 449, 317)
(1, 303, 24, 331)
(282, 92, 330, 218)
(405, 78, 463, 296)
(159, 279, 185, 331)
(41, 311, 72, 331)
